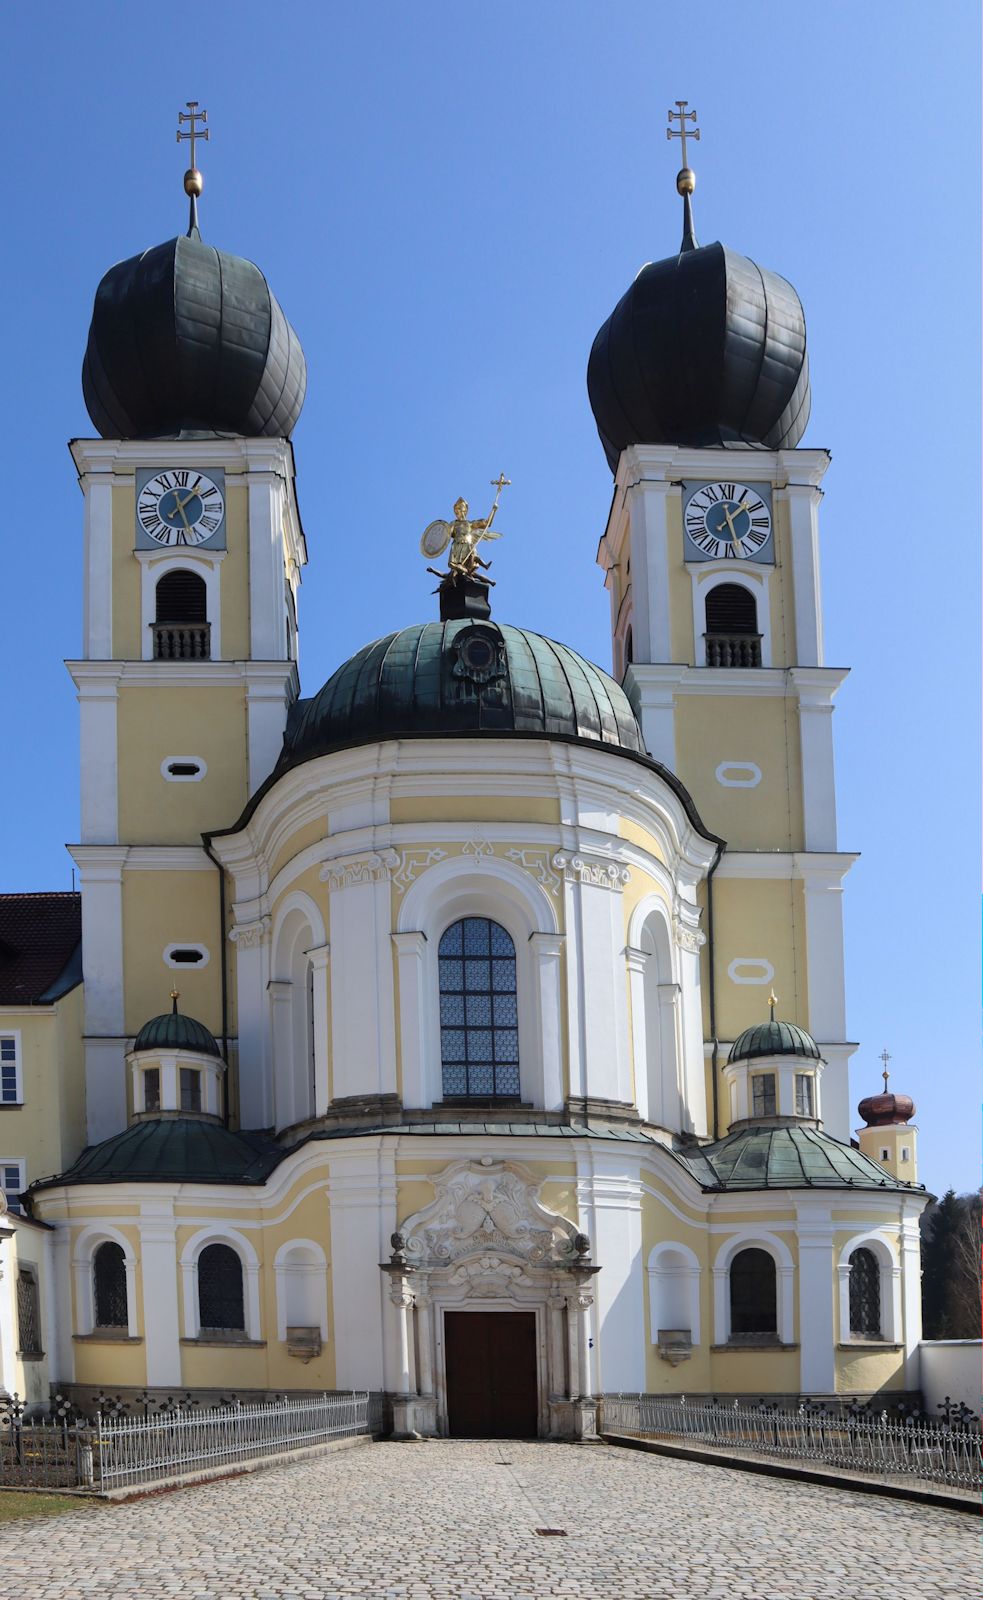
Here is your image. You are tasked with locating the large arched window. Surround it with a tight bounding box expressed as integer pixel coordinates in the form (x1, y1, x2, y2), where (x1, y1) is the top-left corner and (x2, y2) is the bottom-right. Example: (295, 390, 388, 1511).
(154, 569, 209, 660)
(93, 1241, 128, 1329)
(197, 1243, 245, 1334)
(705, 583, 761, 668)
(729, 1247, 777, 1338)
(438, 917, 519, 1099)
(848, 1247, 881, 1337)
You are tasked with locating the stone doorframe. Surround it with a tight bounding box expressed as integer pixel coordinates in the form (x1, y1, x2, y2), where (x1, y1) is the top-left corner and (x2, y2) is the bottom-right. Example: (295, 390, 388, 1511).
(381, 1158, 600, 1441)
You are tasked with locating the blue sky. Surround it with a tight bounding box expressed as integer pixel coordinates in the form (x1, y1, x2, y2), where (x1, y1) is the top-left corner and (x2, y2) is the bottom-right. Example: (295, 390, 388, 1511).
(0, 2, 978, 1197)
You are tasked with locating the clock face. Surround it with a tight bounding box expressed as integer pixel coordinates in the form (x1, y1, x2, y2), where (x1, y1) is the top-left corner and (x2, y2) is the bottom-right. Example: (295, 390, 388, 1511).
(136, 470, 226, 547)
(684, 482, 772, 560)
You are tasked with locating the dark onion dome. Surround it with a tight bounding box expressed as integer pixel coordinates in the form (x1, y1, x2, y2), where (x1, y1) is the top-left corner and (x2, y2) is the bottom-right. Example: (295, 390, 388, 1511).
(133, 1008, 222, 1059)
(858, 1091, 916, 1127)
(674, 1124, 922, 1192)
(278, 620, 645, 771)
(728, 1019, 822, 1064)
(587, 230, 810, 472)
(82, 228, 306, 439)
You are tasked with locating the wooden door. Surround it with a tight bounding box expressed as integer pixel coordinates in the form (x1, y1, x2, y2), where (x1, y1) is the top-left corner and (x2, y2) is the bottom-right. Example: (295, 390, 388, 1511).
(444, 1311, 538, 1438)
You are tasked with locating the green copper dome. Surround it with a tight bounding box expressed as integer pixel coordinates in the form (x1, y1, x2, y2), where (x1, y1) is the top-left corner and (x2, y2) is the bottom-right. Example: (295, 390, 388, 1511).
(133, 1010, 222, 1059)
(277, 620, 645, 771)
(728, 1019, 822, 1065)
(674, 1124, 922, 1193)
(36, 1119, 280, 1189)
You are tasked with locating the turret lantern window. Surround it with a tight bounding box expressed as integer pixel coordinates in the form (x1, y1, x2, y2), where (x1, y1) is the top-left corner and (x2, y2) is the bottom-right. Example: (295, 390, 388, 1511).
(848, 1247, 881, 1337)
(143, 1067, 161, 1112)
(180, 1068, 202, 1112)
(794, 1073, 815, 1117)
(751, 1073, 777, 1117)
(93, 1242, 129, 1329)
(438, 918, 519, 1100)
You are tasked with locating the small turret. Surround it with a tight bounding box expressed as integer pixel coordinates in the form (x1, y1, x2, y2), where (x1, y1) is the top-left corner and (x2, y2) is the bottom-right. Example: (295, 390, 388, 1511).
(856, 1049, 917, 1182)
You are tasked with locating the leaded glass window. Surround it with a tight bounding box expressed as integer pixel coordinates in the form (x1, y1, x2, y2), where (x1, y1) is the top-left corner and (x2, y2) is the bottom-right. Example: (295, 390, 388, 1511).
(144, 1067, 161, 1112)
(180, 1068, 202, 1112)
(848, 1247, 881, 1337)
(94, 1241, 128, 1329)
(438, 918, 519, 1099)
(751, 1073, 777, 1117)
(197, 1243, 245, 1333)
(729, 1247, 777, 1337)
(794, 1073, 814, 1117)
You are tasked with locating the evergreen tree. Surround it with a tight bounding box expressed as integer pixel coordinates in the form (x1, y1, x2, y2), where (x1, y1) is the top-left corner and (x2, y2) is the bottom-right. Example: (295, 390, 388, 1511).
(921, 1189, 962, 1337)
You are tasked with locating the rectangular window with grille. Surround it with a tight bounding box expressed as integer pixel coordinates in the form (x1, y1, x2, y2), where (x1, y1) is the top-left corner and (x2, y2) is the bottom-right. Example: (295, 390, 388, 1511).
(180, 1069, 202, 1112)
(16, 1266, 42, 1358)
(751, 1074, 777, 1117)
(1, 1159, 25, 1215)
(1, 1035, 21, 1103)
(794, 1074, 814, 1117)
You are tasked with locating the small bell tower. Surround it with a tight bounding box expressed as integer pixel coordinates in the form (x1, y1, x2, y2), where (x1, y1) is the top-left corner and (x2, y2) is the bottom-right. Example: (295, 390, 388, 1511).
(856, 1052, 918, 1182)
(68, 108, 308, 1141)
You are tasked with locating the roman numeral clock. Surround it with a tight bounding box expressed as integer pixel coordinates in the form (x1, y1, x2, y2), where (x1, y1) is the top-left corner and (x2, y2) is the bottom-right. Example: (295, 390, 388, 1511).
(682, 480, 772, 562)
(135, 467, 227, 549)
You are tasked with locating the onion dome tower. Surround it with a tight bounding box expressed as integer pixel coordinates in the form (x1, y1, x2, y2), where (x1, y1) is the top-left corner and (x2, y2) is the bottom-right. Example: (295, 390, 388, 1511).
(587, 107, 810, 471)
(126, 993, 225, 1121)
(722, 995, 825, 1128)
(857, 1050, 918, 1182)
(81, 104, 306, 440)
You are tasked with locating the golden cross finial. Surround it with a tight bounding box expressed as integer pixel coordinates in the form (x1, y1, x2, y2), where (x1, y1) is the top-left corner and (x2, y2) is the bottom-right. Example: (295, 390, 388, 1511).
(177, 101, 209, 170)
(879, 1047, 891, 1091)
(768, 991, 779, 1021)
(490, 473, 511, 495)
(667, 100, 700, 172)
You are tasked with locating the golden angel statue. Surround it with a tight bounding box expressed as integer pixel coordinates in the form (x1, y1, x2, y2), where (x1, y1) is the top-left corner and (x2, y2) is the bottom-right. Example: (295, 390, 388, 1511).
(420, 475, 509, 584)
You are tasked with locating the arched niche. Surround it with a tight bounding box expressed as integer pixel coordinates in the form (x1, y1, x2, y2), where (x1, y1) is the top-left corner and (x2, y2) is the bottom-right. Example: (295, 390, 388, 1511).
(270, 890, 327, 1130)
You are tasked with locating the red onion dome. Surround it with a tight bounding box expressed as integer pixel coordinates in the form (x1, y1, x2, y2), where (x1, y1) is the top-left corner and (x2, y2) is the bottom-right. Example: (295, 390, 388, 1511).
(857, 1092, 915, 1128)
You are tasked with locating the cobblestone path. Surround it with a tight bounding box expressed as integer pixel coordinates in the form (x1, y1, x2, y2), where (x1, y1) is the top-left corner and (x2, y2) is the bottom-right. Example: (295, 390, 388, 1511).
(1, 1440, 975, 1599)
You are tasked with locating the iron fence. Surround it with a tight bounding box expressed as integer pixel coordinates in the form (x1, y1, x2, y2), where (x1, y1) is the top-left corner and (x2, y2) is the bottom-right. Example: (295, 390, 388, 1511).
(0, 1391, 374, 1492)
(601, 1395, 982, 1493)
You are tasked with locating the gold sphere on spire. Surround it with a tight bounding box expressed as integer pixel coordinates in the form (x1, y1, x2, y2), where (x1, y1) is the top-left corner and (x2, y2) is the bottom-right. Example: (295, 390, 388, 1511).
(183, 167, 204, 198)
(676, 167, 696, 196)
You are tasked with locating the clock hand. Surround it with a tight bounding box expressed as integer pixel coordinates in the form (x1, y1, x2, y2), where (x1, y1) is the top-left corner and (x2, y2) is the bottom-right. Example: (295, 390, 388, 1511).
(721, 503, 743, 549)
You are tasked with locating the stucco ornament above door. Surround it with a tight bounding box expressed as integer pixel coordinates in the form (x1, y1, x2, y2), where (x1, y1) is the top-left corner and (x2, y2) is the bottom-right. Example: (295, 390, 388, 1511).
(398, 1160, 582, 1268)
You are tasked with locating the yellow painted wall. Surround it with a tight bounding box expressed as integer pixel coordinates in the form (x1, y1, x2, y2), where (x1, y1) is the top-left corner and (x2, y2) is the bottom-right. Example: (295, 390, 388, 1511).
(674, 695, 804, 851)
(122, 871, 223, 1035)
(709, 877, 808, 1041)
(117, 687, 248, 844)
(391, 797, 561, 825)
(0, 989, 86, 1191)
(857, 1126, 918, 1184)
(618, 819, 667, 867)
(709, 1348, 800, 1393)
(835, 1345, 905, 1395)
(269, 817, 328, 884)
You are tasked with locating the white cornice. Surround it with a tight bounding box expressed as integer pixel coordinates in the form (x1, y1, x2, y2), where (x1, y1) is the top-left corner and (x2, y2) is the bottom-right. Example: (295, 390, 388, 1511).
(70, 436, 296, 479)
(625, 663, 850, 701)
(66, 659, 299, 694)
(615, 443, 831, 491)
(714, 851, 858, 883)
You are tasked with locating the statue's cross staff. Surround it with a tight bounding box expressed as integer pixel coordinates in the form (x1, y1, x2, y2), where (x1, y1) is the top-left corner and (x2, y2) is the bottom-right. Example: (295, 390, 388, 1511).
(484, 473, 511, 535)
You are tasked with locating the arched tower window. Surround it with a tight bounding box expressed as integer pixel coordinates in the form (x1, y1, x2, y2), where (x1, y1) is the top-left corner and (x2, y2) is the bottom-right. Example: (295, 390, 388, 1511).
(729, 1247, 777, 1338)
(93, 1241, 128, 1329)
(154, 569, 210, 660)
(438, 917, 519, 1100)
(197, 1242, 245, 1333)
(848, 1247, 881, 1337)
(704, 583, 761, 668)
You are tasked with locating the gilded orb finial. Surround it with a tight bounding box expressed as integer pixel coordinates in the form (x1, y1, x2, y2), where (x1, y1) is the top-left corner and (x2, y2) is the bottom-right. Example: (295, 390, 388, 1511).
(177, 101, 209, 234)
(170, 989, 180, 1013)
(879, 1046, 891, 1091)
(667, 100, 700, 252)
(768, 991, 779, 1022)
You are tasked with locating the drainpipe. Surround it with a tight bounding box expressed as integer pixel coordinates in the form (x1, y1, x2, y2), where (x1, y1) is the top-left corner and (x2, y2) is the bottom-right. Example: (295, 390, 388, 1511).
(203, 837, 230, 1127)
(706, 847, 722, 1141)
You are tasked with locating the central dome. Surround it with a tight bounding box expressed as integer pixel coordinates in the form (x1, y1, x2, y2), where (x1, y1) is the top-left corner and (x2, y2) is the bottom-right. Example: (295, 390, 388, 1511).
(278, 620, 644, 772)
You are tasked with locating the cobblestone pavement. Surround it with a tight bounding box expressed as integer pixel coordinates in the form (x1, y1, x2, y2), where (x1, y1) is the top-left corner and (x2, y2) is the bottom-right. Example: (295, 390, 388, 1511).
(1, 1440, 976, 1600)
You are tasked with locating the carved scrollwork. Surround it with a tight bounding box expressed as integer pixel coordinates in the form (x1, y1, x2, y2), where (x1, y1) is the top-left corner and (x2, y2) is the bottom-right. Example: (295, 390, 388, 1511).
(552, 853, 631, 890)
(504, 847, 562, 898)
(228, 915, 271, 949)
(672, 909, 706, 952)
(392, 848, 449, 895)
(319, 849, 400, 890)
(398, 1160, 581, 1270)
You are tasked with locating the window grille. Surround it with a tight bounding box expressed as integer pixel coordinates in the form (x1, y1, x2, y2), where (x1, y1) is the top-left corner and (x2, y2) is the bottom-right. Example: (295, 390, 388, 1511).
(94, 1241, 129, 1329)
(751, 1074, 777, 1117)
(16, 1267, 42, 1357)
(1, 1036, 19, 1103)
(794, 1073, 814, 1117)
(197, 1243, 245, 1333)
(704, 584, 761, 667)
(1, 1160, 24, 1215)
(180, 1068, 202, 1112)
(144, 1068, 161, 1111)
(729, 1247, 777, 1337)
(155, 569, 207, 623)
(848, 1247, 881, 1337)
(438, 917, 519, 1099)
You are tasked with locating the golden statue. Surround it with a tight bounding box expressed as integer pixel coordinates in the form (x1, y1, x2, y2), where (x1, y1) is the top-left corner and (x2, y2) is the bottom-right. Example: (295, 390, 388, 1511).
(421, 475, 510, 584)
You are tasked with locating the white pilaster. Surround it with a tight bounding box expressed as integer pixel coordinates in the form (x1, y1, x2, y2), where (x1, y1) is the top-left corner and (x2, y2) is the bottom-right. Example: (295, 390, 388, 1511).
(392, 932, 427, 1109)
(327, 1146, 394, 1390)
(268, 979, 294, 1131)
(899, 1207, 923, 1390)
(530, 932, 565, 1111)
(229, 917, 273, 1129)
(628, 479, 677, 663)
(625, 947, 651, 1122)
(326, 871, 398, 1104)
(789, 668, 848, 852)
(72, 668, 120, 844)
(70, 845, 127, 1142)
(780, 483, 824, 667)
(795, 1204, 835, 1393)
(623, 665, 687, 770)
(578, 1153, 645, 1392)
(82, 475, 113, 660)
(139, 1203, 182, 1388)
(308, 943, 331, 1115)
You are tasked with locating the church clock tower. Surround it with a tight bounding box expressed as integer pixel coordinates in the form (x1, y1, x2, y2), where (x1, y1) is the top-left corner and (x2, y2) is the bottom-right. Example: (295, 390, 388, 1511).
(68, 110, 308, 1141)
(590, 105, 856, 1139)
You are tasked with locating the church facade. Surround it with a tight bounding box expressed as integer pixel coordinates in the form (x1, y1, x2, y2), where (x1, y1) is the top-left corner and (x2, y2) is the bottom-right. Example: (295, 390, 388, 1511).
(0, 127, 926, 1437)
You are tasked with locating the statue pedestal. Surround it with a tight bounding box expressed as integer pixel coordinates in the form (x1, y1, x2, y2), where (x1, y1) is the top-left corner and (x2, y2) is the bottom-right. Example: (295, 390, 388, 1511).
(391, 1393, 437, 1440)
(438, 575, 492, 621)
